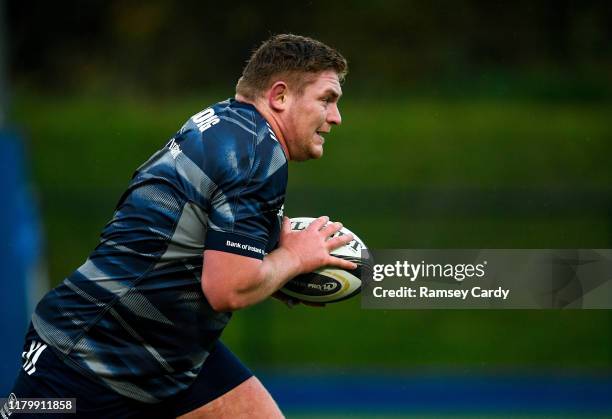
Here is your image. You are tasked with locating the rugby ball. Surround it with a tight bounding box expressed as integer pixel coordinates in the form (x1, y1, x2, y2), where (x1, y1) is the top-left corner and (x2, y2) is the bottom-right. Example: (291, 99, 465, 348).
(279, 217, 370, 304)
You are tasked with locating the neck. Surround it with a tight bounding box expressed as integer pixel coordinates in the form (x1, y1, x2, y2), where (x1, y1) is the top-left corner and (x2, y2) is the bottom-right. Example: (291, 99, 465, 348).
(235, 94, 291, 160)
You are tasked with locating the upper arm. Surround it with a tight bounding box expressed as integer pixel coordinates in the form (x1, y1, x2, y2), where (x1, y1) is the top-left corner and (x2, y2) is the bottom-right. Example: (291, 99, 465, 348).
(196, 116, 287, 310)
(202, 136, 286, 259)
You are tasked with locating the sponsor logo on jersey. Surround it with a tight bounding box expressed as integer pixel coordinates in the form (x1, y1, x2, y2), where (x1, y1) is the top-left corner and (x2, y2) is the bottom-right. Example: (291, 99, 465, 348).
(168, 138, 182, 159)
(192, 108, 220, 133)
(225, 240, 264, 256)
(22, 340, 47, 376)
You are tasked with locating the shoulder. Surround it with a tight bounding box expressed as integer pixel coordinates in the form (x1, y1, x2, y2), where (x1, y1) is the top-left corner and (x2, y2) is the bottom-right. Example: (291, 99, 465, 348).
(178, 99, 256, 153)
(177, 100, 287, 183)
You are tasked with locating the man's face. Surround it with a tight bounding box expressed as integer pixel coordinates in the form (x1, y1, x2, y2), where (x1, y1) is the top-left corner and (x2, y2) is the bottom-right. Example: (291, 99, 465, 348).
(282, 70, 343, 161)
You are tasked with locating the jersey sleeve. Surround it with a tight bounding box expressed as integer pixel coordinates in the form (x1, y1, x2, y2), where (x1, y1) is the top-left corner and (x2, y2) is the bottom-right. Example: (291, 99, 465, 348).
(201, 116, 287, 260)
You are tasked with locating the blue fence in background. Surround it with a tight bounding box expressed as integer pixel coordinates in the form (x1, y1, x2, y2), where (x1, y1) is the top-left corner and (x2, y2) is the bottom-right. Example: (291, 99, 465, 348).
(261, 371, 612, 416)
(0, 130, 44, 394)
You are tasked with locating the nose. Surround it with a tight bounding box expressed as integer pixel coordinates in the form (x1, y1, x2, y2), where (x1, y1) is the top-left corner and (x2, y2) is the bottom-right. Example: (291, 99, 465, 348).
(327, 103, 342, 126)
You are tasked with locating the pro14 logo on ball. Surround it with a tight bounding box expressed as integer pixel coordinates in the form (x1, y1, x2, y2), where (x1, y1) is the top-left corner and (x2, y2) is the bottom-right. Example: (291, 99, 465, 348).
(280, 217, 368, 304)
(321, 282, 338, 292)
(284, 276, 342, 297)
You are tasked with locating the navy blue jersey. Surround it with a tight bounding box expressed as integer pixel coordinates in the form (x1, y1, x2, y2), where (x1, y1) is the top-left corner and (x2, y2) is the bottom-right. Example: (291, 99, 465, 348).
(31, 99, 287, 403)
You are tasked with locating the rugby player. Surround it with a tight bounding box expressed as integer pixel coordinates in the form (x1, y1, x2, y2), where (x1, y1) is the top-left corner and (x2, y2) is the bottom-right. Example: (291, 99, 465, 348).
(9, 34, 354, 418)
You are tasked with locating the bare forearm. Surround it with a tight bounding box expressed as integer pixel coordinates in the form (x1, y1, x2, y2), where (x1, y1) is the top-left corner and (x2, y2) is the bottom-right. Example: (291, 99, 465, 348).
(202, 217, 355, 312)
(229, 247, 302, 310)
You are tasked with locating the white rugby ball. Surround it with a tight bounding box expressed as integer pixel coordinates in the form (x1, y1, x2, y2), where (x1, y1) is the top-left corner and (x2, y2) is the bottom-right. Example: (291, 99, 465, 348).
(279, 217, 370, 304)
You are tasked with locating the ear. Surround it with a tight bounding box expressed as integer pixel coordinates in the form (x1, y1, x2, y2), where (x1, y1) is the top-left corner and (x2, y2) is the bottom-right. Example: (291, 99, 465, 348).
(268, 81, 289, 112)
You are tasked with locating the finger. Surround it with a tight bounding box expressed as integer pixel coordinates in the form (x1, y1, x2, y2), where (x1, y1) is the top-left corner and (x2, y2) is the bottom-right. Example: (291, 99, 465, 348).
(325, 233, 354, 251)
(320, 221, 343, 237)
(327, 256, 358, 270)
(307, 216, 329, 232)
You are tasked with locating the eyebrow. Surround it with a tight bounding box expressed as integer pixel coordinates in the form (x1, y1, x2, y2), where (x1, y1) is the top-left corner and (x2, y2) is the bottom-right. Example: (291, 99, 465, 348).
(323, 89, 342, 100)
